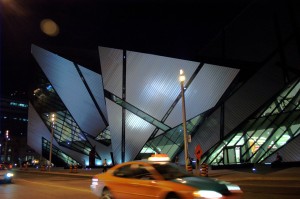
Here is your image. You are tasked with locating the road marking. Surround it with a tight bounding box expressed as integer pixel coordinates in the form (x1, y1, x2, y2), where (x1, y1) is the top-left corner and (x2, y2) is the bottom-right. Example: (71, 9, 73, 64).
(17, 179, 91, 193)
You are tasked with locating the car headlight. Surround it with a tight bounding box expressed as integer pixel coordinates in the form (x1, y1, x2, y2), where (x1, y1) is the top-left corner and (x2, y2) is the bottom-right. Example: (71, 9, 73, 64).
(91, 178, 99, 186)
(218, 181, 242, 193)
(6, 173, 14, 178)
(226, 184, 241, 191)
(193, 190, 222, 198)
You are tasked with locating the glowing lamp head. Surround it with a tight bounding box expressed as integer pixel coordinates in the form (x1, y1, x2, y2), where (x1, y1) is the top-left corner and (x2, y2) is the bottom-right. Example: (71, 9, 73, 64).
(51, 114, 55, 122)
(179, 69, 185, 82)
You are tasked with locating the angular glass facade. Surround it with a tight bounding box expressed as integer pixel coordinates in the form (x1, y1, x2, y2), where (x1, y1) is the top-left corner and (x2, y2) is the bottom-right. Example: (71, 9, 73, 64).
(29, 66, 104, 163)
(42, 138, 79, 166)
(105, 81, 208, 161)
(202, 78, 300, 165)
(138, 114, 205, 160)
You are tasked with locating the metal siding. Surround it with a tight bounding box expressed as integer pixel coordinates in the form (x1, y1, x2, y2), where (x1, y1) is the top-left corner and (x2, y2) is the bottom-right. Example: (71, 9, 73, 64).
(156, 129, 165, 137)
(79, 66, 108, 122)
(126, 50, 199, 121)
(99, 46, 123, 97)
(224, 57, 285, 136)
(166, 64, 239, 127)
(86, 137, 113, 164)
(186, 108, 221, 160)
(31, 45, 105, 137)
(125, 110, 156, 162)
(181, 56, 285, 160)
(106, 99, 123, 164)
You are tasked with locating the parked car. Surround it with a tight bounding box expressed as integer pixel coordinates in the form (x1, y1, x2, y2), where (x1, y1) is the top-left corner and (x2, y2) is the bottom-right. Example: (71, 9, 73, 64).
(90, 154, 243, 199)
(2, 162, 13, 170)
(0, 164, 14, 183)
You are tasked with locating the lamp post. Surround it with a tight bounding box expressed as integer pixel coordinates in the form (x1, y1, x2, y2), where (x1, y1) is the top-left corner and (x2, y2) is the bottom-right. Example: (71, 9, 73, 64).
(4, 130, 9, 162)
(48, 114, 55, 171)
(179, 69, 189, 171)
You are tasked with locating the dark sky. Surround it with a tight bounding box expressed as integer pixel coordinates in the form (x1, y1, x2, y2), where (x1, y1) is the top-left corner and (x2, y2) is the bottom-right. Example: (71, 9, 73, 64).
(0, 0, 253, 97)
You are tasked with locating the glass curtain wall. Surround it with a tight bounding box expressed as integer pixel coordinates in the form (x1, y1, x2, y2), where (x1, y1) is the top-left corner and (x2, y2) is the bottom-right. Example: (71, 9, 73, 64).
(30, 68, 101, 163)
(138, 114, 205, 160)
(95, 127, 111, 146)
(42, 138, 79, 167)
(202, 78, 300, 165)
(106, 82, 207, 161)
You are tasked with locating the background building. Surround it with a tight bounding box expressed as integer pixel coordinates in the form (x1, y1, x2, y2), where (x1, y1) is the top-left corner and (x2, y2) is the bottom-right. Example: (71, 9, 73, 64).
(0, 93, 37, 166)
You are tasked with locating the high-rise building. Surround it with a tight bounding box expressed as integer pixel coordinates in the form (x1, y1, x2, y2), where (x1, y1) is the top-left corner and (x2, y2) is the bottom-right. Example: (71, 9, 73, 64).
(0, 95, 36, 165)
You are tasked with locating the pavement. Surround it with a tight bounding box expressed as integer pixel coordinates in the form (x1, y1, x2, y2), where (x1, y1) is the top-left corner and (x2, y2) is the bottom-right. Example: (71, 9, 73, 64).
(12, 164, 300, 183)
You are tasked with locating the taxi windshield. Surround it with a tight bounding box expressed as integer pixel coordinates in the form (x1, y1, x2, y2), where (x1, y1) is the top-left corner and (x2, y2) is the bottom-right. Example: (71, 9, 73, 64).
(152, 163, 192, 180)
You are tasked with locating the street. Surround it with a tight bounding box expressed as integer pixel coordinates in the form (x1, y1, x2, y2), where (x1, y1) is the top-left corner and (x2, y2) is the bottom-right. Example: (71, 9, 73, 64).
(0, 172, 97, 199)
(1, 168, 300, 199)
(238, 180, 300, 199)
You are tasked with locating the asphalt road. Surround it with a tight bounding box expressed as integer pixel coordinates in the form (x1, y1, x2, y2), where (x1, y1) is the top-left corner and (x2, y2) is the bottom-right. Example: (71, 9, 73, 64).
(1, 168, 300, 199)
(237, 180, 300, 199)
(0, 172, 98, 199)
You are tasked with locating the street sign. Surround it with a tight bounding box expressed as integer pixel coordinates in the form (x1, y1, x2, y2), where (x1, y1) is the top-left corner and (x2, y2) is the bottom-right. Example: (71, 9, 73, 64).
(195, 144, 202, 160)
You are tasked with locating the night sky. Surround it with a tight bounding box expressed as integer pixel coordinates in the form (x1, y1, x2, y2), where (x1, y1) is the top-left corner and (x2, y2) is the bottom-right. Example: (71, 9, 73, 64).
(0, 0, 283, 98)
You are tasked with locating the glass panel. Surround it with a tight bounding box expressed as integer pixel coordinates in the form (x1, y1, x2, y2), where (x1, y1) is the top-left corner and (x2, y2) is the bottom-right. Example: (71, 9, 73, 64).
(137, 113, 204, 160)
(207, 143, 225, 165)
(290, 118, 300, 136)
(42, 138, 80, 166)
(227, 133, 243, 146)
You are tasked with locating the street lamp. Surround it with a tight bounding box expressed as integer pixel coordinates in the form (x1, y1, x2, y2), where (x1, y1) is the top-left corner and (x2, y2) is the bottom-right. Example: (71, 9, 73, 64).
(4, 130, 9, 162)
(48, 114, 55, 171)
(179, 69, 189, 171)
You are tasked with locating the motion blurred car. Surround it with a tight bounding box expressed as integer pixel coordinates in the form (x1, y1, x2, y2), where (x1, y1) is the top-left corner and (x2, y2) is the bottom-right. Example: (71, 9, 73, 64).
(0, 164, 14, 183)
(2, 162, 13, 170)
(90, 155, 243, 199)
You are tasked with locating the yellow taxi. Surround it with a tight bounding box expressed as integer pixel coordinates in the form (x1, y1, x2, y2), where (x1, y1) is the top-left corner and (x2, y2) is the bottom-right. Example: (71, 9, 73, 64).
(90, 154, 242, 199)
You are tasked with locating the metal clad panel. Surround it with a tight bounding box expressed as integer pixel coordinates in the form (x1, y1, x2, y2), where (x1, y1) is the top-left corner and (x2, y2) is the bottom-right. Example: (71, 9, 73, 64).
(27, 103, 59, 154)
(156, 129, 165, 137)
(86, 137, 113, 164)
(125, 110, 156, 162)
(99, 46, 123, 97)
(126, 50, 199, 121)
(106, 99, 123, 164)
(166, 64, 239, 127)
(224, 57, 285, 135)
(181, 57, 285, 160)
(80, 66, 108, 121)
(187, 108, 221, 158)
(31, 45, 105, 136)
